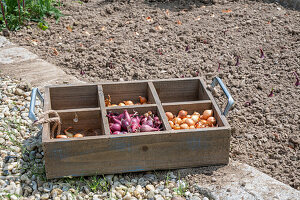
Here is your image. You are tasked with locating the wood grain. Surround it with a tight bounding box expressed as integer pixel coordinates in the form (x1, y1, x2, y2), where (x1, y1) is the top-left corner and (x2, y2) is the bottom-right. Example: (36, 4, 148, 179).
(97, 85, 110, 135)
(148, 82, 172, 131)
(50, 85, 99, 110)
(43, 128, 230, 179)
(153, 79, 209, 103)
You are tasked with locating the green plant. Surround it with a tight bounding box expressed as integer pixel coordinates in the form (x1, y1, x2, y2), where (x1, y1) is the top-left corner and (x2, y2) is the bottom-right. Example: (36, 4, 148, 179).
(0, 0, 62, 31)
(173, 172, 188, 196)
(85, 175, 111, 193)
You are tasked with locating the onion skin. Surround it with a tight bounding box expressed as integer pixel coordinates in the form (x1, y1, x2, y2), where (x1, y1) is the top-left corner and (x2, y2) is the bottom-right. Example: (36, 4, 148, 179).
(180, 123, 189, 129)
(124, 101, 134, 106)
(140, 124, 159, 132)
(193, 112, 200, 116)
(166, 112, 174, 120)
(178, 110, 188, 119)
(202, 110, 213, 120)
(110, 123, 122, 132)
(124, 110, 131, 123)
(191, 114, 200, 123)
(139, 96, 147, 104)
(74, 134, 84, 138)
(207, 117, 217, 126)
(111, 131, 121, 135)
(174, 124, 181, 130)
(121, 120, 130, 131)
(56, 135, 67, 139)
(169, 121, 174, 128)
(185, 118, 195, 126)
(173, 117, 182, 125)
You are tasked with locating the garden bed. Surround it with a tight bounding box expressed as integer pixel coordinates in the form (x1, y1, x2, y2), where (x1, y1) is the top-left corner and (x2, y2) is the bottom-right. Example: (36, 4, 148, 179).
(8, 0, 300, 189)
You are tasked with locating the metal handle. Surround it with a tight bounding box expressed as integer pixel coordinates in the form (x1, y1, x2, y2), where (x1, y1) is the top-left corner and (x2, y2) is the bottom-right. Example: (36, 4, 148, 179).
(29, 88, 44, 129)
(211, 77, 234, 116)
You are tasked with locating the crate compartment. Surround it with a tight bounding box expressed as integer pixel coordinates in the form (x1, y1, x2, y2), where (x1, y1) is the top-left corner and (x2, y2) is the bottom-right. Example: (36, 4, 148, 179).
(163, 101, 225, 128)
(48, 109, 103, 139)
(153, 78, 209, 103)
(49, 85, 99, 110)
(102, 82, 155, 107)
(106, 105, 167, 134)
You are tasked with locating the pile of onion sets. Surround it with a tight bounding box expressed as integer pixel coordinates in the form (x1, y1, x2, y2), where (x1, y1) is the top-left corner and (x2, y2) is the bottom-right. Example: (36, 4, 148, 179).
(105, 95, 148, 107)
(107, 110, 162, 135)
(166, 110, 217, 130)
(56, 127, 84, 138)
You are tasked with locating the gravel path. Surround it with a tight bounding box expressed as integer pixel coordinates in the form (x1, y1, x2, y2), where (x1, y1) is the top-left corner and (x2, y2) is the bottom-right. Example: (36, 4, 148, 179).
(7, 0, 300, 190)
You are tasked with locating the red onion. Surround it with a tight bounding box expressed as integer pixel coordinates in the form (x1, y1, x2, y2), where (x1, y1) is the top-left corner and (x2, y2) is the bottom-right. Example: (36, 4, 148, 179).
(112, 131, 121, 135)
(130, 118, 139, 126)
(110, 123, 121, 132)
(121, 120, 130, 131)
(140, 125, 159, 132)
(140, 117, 147, 125)
(130, 124, 140, 133)
(124, 110, 131, 123)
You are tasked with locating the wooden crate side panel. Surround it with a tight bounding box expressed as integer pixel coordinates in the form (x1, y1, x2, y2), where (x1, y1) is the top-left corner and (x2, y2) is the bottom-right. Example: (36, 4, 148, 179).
(42, 87, 51, 141)
(43, 129, 230, 179)
(49, 85, 99, 110)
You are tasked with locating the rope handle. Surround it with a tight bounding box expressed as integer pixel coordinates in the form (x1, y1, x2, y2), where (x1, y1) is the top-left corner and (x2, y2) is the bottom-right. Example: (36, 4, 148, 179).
(34, 110, 62, 136)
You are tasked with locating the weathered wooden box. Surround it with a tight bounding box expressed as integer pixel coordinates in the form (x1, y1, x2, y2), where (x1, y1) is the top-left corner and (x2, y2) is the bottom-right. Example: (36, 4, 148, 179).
(41, 77, 232, 179)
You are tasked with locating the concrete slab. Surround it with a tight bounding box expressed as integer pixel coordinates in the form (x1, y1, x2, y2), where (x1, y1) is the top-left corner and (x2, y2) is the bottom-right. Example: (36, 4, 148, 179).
(0, 47, 38, 64)
(193, 161, 300, 200)
(1, 59, 84, 88)
(0, 36, 13, 48)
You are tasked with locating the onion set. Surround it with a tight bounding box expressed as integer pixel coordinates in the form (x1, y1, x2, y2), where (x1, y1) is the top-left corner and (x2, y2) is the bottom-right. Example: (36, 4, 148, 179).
(107, 110, 162, 135)
(55, 127, 85, 139)
(105, 95, 148, 107)
(167, 109, 217, 130)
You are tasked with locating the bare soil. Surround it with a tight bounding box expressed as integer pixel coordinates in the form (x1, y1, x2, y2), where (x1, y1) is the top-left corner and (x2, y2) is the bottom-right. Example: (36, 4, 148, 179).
(8, 0, 300, 189)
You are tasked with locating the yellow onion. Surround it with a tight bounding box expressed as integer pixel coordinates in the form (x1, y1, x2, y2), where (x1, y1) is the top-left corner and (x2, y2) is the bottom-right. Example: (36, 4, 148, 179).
(185, 118, 195, 126)
(180, 123, 189, 129)
(74, 133, 84, 138)
(119, 103, 126, 106)
(207, 117, 217, 126)
(193, 112, 200, 116)
(56, 135, 67, 139)
(174, 124, 181, 130)
(189, 125, 195, 129)
(178, 110, 187, 119)
(202, 110, 213, 120)
(166, 112, 174, 120)
(173, 117, 182, 125)
(124, 101, 134, 106)
(191, 114, 200, 123)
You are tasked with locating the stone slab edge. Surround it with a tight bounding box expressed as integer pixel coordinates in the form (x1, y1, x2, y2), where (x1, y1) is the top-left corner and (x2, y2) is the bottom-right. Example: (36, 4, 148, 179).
(0, 36, 84, 90)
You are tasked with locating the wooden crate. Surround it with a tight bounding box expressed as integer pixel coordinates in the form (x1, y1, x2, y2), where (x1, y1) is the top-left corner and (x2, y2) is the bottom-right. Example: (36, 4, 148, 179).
(42, 77, 231, 179)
